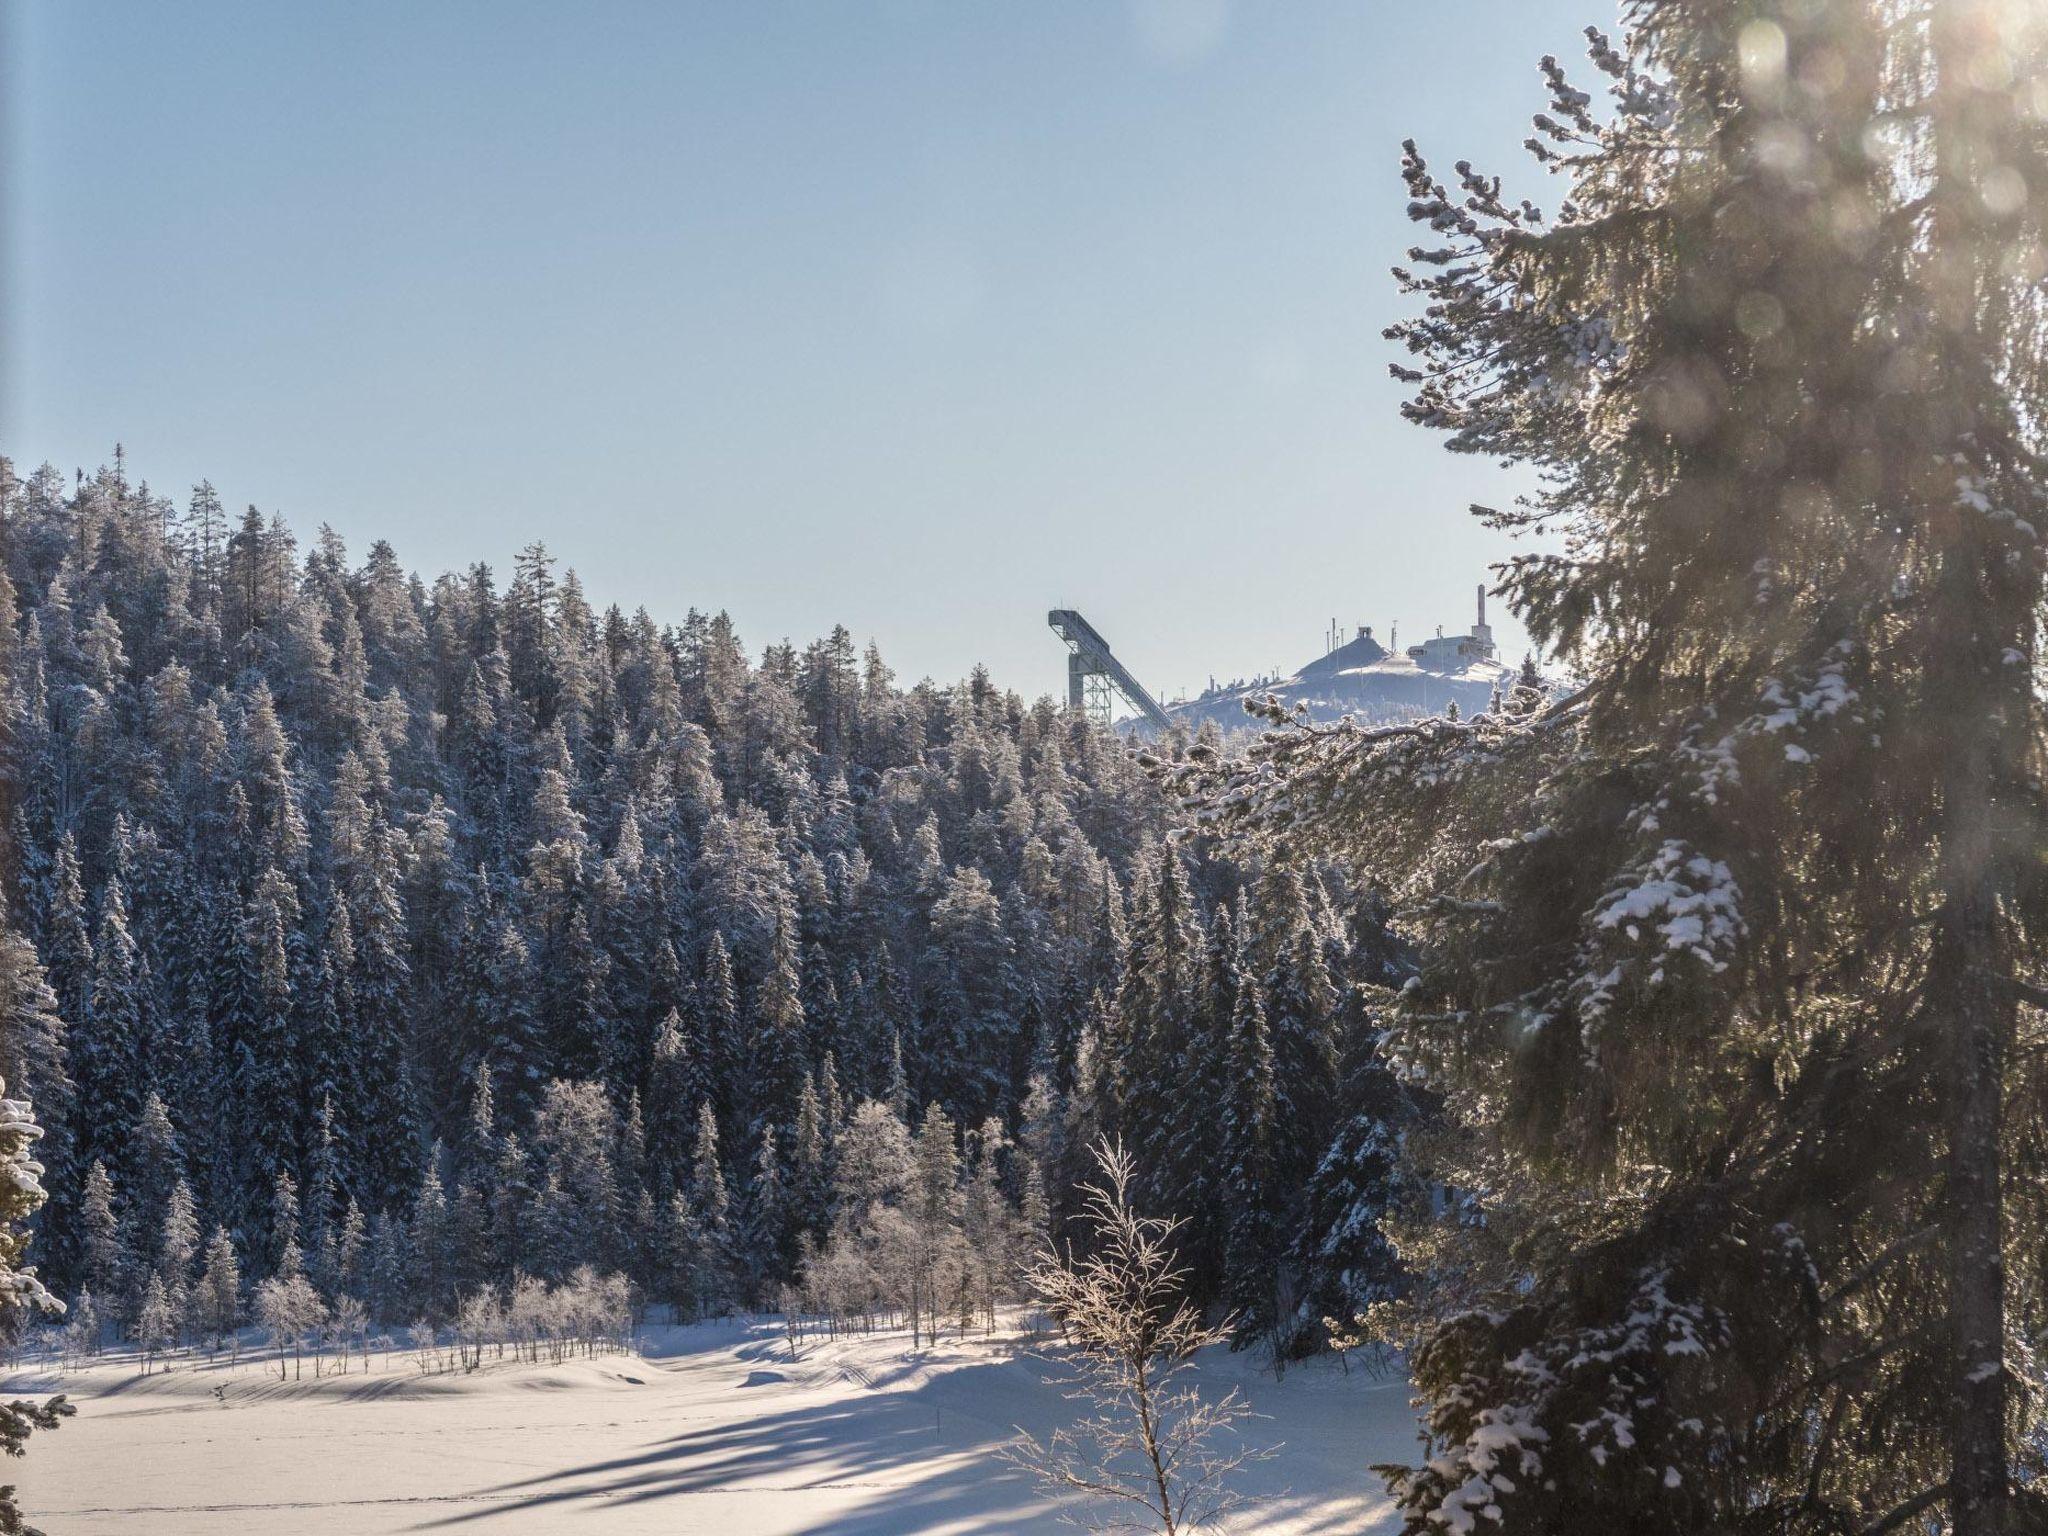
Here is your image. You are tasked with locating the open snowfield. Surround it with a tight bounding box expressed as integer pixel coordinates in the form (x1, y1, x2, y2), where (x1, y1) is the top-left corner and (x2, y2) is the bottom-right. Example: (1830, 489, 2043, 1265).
(4, 1319, 1418, 1534)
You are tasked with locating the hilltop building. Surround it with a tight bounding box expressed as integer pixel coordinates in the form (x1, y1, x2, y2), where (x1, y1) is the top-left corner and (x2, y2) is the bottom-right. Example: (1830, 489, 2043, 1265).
(1161, 585, 1516, 732)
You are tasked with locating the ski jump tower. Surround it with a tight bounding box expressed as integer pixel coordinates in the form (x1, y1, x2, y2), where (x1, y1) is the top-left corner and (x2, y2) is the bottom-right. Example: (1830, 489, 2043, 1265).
(1048, 609, 1171, 732)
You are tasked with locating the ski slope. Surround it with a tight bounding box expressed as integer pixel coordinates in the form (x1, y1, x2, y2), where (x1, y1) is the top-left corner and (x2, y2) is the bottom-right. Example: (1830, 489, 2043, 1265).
(6, 1318, 1418, 1534)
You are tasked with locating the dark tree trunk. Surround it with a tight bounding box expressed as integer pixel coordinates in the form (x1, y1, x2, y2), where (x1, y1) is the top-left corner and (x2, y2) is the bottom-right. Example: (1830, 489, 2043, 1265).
(1934, 876, 2011, 1536)
(1928, 10, 2021, 1525)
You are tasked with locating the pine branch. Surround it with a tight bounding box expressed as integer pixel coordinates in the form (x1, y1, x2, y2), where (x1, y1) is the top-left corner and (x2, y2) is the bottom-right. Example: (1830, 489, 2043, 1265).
(1861, 1482, 1949, 1535)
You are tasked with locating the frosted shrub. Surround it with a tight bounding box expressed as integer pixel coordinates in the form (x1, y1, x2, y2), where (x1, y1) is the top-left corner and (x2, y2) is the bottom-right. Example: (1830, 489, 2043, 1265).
(454, 1292, 502, 1372)
(327, 1296, 370, 1374)
(408, 1321, 438, 1375)
(254, 1274, 326, 1381)
(1004, 1139, 1269, 1535)
(60, 1290, 98, 1367)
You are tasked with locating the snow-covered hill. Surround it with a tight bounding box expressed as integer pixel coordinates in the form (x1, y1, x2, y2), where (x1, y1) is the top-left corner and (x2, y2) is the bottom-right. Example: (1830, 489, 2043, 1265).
(1158, 590, 1521, 734)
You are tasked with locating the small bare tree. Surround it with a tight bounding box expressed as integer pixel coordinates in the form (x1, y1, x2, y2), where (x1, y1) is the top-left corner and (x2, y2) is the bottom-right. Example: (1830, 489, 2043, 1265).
(408, 1320, 438, 1375)
(328, 1295, 369, 1374)
(1004, 1139, 1272, 1534)
(455, 1291, 502, 1372)
(253, 1274, 325, 1381)
(778, 1283, 805, 1361)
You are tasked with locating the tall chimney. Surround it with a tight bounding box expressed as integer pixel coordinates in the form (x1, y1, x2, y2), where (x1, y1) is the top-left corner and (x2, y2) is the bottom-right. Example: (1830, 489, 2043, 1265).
(1476, 584, 1486, 630)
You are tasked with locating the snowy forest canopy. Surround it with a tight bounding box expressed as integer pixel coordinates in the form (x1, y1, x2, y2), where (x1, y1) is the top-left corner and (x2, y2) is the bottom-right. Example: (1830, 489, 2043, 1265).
(0, 449, 1410, 1354)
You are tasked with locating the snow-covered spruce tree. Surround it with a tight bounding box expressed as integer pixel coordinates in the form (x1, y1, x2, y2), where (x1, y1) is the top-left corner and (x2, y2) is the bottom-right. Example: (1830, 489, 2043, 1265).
(1165, 5, 2048, 1530)
(1114, 852, 1204, 1220)
(1218, 973, 1281, 1346)
(748, 914, 808, 1139)
(1239, 865, 1338, 1200)
(960, 1116, 1015, 1334)
(1158, 903, 1239, 1306)
(133, 1272, 173, 1373)
(789, 1073, 833, 1247)
(700, 933, 742, 1131)
(409, 1156, 453, 1314)
(195, 1226, 239, 1347)
(686, 1100, 735, 1315)
(346, 819, 422, 1208)
(530, 1079, 622, 1276)
(80, 876, 146, 1176)
(75, 1161, 126, 1324)
(126, 1092, 182, 1240)
(0, 1075, 69, 1536)
(0, 908, 70, 1287)
(744, 1123, 788, 1295)
(644, 1010, 698, 1201)
(155, 1179, 199, 1318)
(907, 1102, 961, 1348)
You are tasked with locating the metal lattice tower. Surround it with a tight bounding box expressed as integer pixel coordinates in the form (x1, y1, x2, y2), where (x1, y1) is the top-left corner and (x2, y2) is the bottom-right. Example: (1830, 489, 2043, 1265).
(1047, 609, 1171, 732)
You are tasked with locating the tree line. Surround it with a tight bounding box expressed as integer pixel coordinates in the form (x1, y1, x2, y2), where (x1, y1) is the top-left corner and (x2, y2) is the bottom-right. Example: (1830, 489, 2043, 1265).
(0, 449, 1411, 1369)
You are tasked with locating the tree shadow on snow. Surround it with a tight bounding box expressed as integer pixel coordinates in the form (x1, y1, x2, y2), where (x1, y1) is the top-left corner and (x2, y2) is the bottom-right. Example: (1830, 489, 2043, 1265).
(406, 1360, 1061, 1534)
(405, 1350, 1385, 1536)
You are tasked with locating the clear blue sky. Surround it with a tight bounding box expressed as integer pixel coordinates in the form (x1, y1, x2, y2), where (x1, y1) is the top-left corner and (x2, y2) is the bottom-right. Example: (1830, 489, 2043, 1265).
(6, 0, 1593, 702)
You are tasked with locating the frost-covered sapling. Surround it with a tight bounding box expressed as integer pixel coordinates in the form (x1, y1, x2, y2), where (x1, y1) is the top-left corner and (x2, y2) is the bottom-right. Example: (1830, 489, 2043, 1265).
(779, 1282, 804, 1361)
(132, 1274, 175, 1375)
(254, 1273, 324, 1380)
(1004, 1139, 1271, 1535)
(328, 1295, 369, 1374)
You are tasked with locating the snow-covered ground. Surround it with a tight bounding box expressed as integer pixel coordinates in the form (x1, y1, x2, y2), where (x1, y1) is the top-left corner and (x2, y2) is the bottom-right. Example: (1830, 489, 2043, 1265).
(6, 1318, 1418, 1534)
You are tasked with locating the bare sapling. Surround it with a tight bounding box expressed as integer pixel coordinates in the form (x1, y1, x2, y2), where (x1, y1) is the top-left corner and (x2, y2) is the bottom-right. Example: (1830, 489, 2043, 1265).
(1003, 1138, 1273, 1534)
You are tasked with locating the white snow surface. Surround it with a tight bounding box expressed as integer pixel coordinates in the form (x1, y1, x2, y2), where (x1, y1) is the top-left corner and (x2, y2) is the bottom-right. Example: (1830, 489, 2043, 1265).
(8, 1316, 1418, 1534)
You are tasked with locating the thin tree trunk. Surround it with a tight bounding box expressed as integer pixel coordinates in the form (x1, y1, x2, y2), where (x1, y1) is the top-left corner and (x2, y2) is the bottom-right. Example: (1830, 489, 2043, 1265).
(1925, 487, 2015, 1536)
(1927, 9, 2018, 1527)
(1935, 882, 2011, 1536)
(1132, 1354, 1176, 1536)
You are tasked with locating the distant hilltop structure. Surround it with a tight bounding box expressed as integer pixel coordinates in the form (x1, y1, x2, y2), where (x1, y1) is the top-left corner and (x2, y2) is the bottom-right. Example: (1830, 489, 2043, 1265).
(1050, 586, 1524, 736)
(1048, 608, 1171, 731)
(1170, 583, 1513, 731)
